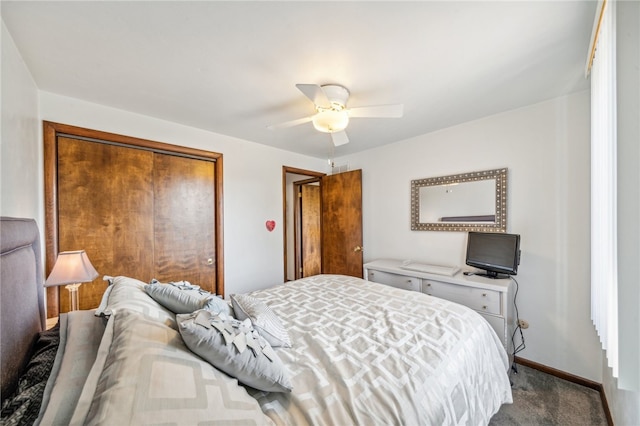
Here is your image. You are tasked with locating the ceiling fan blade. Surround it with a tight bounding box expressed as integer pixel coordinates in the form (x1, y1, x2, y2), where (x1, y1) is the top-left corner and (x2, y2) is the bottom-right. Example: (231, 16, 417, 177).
(296, 84, 330, 108)
(348, 104, 404, 118)
(331, 131, 349, 146)
(267, 115, 314, 130)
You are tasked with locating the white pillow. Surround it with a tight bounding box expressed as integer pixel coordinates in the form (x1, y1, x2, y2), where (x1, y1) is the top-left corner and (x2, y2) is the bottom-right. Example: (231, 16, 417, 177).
(177, 310, 292, 393)
(230, 294, 291, 348)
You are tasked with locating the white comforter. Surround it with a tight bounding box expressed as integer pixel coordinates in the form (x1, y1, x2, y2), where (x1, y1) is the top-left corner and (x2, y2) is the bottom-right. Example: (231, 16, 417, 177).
(247, 274, 513, 425)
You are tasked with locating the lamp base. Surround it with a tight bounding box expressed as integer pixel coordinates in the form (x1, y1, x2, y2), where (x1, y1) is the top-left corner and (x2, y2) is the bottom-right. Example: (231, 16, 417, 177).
(65, 283, 82, 311)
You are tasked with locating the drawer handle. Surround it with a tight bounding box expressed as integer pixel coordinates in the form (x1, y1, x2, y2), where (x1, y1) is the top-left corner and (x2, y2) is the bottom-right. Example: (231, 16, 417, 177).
(482, 293, 487, 297)
(482, 305, 487, 310)
(426, 283, 431, 287)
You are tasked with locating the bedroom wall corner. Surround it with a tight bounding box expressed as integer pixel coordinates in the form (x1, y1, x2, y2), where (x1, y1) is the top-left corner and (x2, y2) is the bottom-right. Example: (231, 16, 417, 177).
(1, 20, 42, 229)
(603, 360, 640, 426)
(336, 91, 604, 383)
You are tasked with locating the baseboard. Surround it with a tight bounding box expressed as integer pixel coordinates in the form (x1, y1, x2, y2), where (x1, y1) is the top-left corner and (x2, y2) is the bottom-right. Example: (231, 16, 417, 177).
(514, 356, 614, 426)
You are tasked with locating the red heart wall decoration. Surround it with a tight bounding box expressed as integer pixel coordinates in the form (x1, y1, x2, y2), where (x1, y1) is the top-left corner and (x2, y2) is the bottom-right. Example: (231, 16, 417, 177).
(265, 220, 276, 232)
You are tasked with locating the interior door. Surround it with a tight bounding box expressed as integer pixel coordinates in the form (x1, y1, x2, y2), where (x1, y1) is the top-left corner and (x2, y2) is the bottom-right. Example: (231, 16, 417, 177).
(153, 154, 216, 290)
(57, 137, 156, 311)
(296, 182, 321, 278)
(282, 167, 325, 282)
(321, 169, 363, 277)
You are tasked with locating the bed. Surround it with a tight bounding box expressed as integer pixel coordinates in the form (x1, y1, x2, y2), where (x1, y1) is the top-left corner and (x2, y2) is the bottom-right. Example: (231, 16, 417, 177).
(1, 216, 512, 425)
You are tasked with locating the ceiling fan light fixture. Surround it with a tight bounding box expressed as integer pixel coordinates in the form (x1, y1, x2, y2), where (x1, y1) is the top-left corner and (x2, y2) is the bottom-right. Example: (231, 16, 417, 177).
(312, 108, 349, 133)
(269, 83, 403, 146)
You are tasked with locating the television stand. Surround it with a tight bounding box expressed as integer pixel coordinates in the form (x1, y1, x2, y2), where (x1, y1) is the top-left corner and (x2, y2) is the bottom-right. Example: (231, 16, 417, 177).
(476, 271, 510, 279)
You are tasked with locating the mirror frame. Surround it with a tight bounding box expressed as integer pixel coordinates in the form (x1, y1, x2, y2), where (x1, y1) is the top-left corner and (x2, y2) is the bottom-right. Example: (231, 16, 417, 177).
(410, 168, 507, 232)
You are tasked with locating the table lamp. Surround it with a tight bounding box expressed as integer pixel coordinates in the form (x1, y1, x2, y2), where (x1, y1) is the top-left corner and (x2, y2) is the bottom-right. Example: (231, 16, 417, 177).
(45, 250, 99, 311)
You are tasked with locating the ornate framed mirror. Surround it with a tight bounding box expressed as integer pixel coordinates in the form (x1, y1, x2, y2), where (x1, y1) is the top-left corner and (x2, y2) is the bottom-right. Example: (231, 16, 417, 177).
(411, 168, 507, 232)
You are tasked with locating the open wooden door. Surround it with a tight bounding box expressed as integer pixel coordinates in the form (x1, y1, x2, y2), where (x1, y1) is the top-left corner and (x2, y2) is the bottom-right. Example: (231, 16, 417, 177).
(321, 169, 363, 277)
(295, 182, 321, 278)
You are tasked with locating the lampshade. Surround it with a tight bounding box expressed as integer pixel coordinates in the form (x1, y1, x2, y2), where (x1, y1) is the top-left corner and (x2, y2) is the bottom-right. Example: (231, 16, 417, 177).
(45, 250, 99, 287)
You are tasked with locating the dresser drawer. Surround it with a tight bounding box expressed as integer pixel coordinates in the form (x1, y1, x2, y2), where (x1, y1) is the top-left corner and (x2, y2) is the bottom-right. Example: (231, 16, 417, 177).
(480, 314, 506, 348)
(367, 270, 421, 292)
(422, 280, 501, 315)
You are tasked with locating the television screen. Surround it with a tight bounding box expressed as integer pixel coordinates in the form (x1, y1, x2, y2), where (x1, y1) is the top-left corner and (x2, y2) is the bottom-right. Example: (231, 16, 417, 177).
(465, 232, 520, 278)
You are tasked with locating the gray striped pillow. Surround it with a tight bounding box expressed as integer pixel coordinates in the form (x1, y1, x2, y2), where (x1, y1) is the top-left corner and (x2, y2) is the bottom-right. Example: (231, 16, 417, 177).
(230, 294, 291, 348)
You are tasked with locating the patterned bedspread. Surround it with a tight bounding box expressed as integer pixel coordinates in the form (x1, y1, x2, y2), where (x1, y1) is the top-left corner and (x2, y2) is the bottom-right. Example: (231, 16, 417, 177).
(36, 274, 512, 426)
(247, 275, 513, 425)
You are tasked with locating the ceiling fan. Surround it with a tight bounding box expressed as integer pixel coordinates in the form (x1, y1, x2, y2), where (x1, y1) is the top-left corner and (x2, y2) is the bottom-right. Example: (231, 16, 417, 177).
(268, 84, 403, 146)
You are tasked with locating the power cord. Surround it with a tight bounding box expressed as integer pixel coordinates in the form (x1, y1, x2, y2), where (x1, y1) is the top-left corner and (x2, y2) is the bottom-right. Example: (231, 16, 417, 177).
(509, 276, 526, 376)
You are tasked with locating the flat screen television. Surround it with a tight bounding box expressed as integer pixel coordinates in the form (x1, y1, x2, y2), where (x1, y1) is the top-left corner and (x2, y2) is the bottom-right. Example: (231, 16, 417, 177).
(465, 232, 521, 278)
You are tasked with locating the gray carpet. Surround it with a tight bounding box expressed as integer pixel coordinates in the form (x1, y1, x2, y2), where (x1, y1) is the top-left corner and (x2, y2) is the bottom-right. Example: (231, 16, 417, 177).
(490, 364, 608, 426)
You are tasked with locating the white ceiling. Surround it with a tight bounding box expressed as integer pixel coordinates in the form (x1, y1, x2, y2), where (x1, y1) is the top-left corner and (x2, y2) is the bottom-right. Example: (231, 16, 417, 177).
(2, 1, 596, 159)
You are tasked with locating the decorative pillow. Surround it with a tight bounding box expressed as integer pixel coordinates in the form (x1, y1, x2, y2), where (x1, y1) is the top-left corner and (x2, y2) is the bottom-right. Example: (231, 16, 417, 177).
(177, 310, 292, 393)
(144, 280, 210, 314)
(0, 325, 60, 425)
(230, 294, 291, 348)
(204, 296, 235, 317)
(93, 275, 176, 329)
(152, 279, 197, 289)
(145, 279, 233, 316)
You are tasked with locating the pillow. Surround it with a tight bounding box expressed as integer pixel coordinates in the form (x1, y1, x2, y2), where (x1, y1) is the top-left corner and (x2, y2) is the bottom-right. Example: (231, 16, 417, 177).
(145, 279, 233, 316)
(231, 294, 291, 348)
(177, 310, 292, 393)
(144, 280, 210, 314)
(204, 296, 235, 317)
(0, 325, 60, 425)
(94, 275, 176, 329)
(151, 279, 198, 289)
(94, 275, 115, 315)
(71, 310, 271, 425)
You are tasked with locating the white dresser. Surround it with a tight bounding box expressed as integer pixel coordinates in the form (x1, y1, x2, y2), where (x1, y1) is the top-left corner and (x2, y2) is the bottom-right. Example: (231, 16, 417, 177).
(364, 259, 515, 365)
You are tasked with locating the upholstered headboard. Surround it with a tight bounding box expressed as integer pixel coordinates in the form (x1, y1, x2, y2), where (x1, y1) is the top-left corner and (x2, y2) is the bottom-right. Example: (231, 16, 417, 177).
(0, 217, 45, 401)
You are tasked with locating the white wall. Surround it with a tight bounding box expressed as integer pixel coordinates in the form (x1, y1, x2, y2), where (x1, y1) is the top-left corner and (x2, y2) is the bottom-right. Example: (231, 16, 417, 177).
(35, 93, 326, 296)
(1, 21, 41, 223)
(337, 91, 603, 382)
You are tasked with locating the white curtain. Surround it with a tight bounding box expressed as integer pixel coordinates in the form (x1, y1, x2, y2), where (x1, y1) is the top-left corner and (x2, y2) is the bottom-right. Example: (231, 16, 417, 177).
(589, 0, 618, 377)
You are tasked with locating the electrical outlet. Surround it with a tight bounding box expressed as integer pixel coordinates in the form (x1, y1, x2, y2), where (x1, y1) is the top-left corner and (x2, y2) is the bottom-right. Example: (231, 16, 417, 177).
(518, 319, 529, 329)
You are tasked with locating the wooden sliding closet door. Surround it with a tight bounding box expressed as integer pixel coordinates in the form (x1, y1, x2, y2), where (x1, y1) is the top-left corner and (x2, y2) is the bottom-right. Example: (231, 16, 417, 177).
(153, 154, 216, 289)
(45, 122, 223, 316)
(57, 137, 156, 312)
